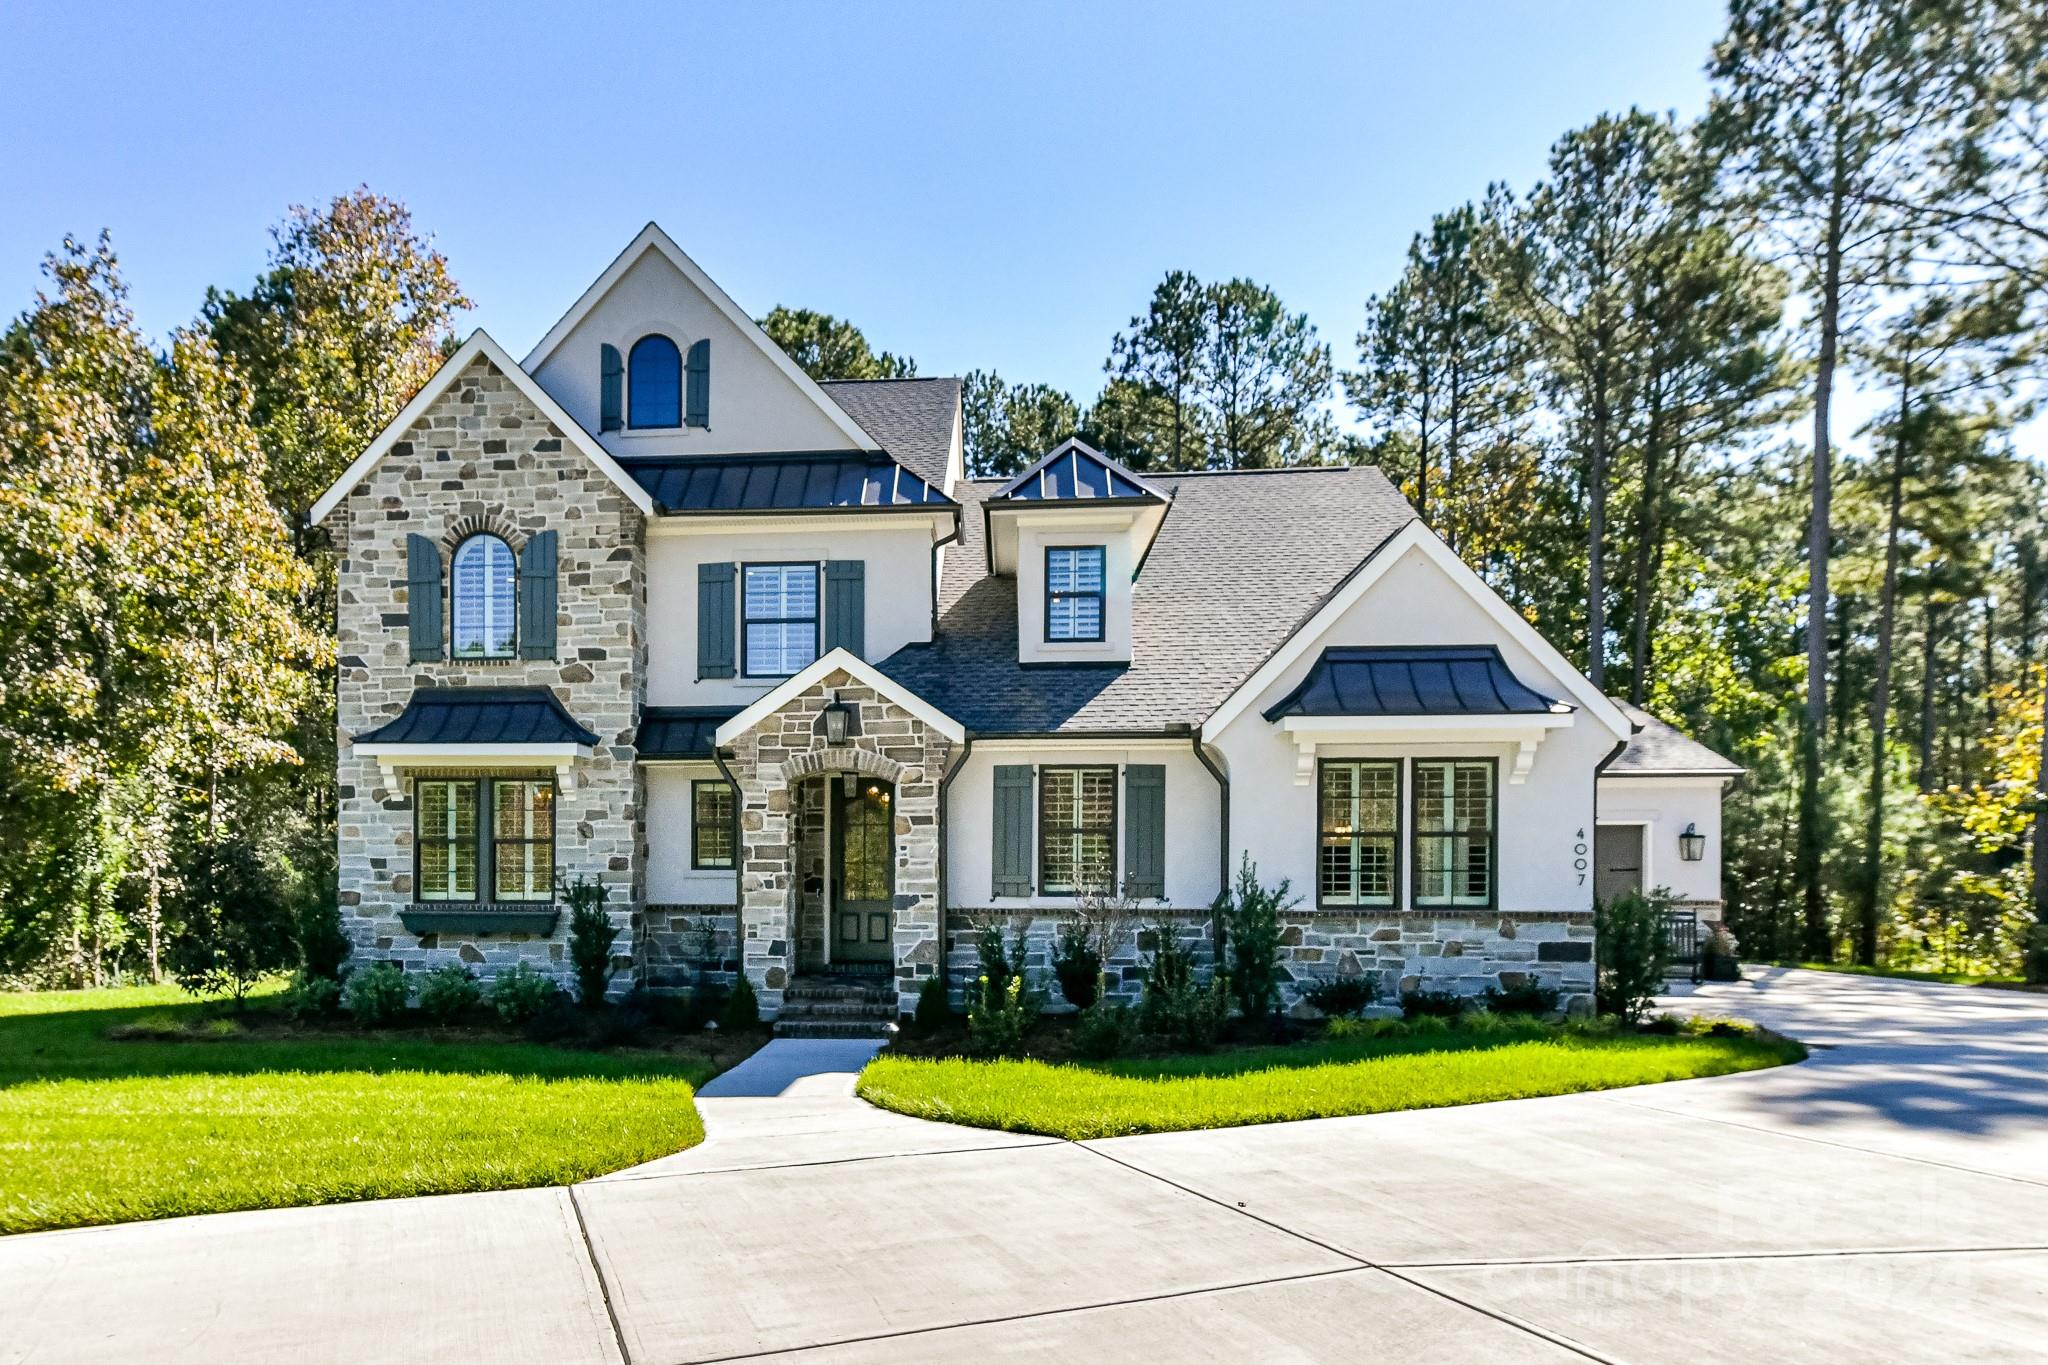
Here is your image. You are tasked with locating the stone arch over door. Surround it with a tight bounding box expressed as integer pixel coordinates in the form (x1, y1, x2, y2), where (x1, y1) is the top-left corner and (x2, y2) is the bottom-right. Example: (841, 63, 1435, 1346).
(720, 669, 952, 1019)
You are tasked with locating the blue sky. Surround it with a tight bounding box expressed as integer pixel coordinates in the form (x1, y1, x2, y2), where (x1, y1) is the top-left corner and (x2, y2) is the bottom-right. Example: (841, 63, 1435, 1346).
(2, 1, 1728, 412)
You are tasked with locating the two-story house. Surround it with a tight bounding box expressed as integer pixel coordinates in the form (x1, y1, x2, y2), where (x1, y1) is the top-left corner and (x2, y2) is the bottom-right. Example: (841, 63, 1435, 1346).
(315, 224, 1739, 1029)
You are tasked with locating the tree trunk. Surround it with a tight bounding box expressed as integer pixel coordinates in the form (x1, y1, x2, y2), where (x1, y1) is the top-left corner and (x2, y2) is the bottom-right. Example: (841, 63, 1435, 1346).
(1628, 385, 1667, 706)
(1798, 181, 1847, 963)
(1920, 601, 1942, 792)
(2032, 660, 2047, 926)
(1586, 369, 1610, 689)
(1856, 358, 1909, 968)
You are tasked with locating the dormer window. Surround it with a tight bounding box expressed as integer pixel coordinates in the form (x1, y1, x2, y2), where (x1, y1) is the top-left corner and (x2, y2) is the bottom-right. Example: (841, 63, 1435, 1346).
(451, 534, 517, 658)
(1045, 546, 1106, 642)
(629, 334, 682, 428)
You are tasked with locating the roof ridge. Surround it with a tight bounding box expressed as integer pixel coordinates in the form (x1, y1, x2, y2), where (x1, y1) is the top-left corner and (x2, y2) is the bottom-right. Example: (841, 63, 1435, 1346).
(818, 375, 961, 386)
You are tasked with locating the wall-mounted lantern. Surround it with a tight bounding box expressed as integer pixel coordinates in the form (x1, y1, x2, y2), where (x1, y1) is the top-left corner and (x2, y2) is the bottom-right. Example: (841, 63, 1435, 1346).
(1678, 822, 1707, 862)
(821, 698, 853, 746)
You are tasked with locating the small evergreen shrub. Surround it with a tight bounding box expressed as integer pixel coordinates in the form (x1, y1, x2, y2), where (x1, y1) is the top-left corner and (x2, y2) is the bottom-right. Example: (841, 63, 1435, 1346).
(294, 883, 351, 983)
(1216, 854, 1293, 1020)
(965, 972, 1032, 1056)
(1140, 923, 1197, 1024)
(1482, 980, 1562, 1016)
(489, 962, 558, 1023)
(343, 962, 410, 1026)
(1303, 975, 1378, 1018)
(1400, 988, 1467, 1019)
(720, 974, 762, 1032)
(970, 915, 1030, 1000)
(2024, 923, 2048, 986)
(1595, 889, 1671, 1022)
(1073, 999, 1138, 1059)
(417, 963, 482, 1024)
(168, 838, 298, 1006)
(563, 876, 619, 1007)
(913, 976, 951, 1034)
(1050, 919, 1102, 1009)
(282, 970, 343, 1021)
(1146, 976, 1233, 1051)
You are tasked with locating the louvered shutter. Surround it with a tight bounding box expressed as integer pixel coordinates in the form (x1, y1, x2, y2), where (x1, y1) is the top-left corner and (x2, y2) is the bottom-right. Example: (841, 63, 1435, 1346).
(824, 560, 865, 657)
(600, 344, 623, 432)
(685, 339, 710, 427)
(992, 765, 1035, 897)
(1124, 764, 1166, 899)
(517, 530, 558, 660)
(697, 561, 736, 679)
(406, 533, 443, 662)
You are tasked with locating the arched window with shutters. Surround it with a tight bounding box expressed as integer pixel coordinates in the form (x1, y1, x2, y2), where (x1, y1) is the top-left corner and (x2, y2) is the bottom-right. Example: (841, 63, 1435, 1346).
(451, 534, 517, 658)
(628, 334, 682, 428)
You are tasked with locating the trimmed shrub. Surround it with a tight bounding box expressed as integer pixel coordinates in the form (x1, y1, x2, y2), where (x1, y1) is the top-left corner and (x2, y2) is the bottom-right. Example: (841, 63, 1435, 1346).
(913, 976, 951, 1034)
(720, 974, 762, 1033)
(489, 962, 558, 1024)
(1303, 975, 1379, 1019)
(1217, 854, 1293, 1021)
(1050, 919, 1101, 1010)
(965, 972, 1032, 1057)
(563, 876, 618, 1008)
(969, 915, 1029, 1000)
(1073, 999, 1138, 1059)
(343, 962, 409, 1026)
(1147, 977, 1233, 1051)
(417, 963, 482, 1024)
(281, 970, 343, 1022)
(1400, 988, 1467, 1019)
(1482, 980, 1562, 1016)
(1595, 889, 1671, 1023)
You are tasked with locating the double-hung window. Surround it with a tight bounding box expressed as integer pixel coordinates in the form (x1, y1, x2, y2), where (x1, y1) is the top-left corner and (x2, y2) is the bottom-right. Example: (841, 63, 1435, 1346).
(415, 777, 555, 903)
(451, 535, 516, 658)
(1413, 759, 1496, 907)
(742, 563, 820, 677)
(1318, 760, 1400, 907)
(692, 780, 735, 870)
(1044, 546, 1105, 642)
(1039, 766, 1116, 894)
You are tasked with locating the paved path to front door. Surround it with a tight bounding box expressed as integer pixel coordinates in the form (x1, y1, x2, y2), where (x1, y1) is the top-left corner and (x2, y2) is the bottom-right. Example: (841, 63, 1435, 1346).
(5, 968, 2047, 1363)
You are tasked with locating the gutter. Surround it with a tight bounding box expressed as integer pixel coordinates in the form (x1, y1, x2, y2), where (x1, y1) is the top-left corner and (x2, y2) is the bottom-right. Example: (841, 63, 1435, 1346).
(929, 519, 961, 639)
(1590, 734, 1630, 916)
(935, 735, 974, 1009)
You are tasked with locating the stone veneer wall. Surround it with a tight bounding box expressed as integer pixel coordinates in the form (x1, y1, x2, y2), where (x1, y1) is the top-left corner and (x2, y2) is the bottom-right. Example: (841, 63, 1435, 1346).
(945, 908, 1596, 1015)
(720, 670, 951, 1018)
(639, 905, 739, 993)
(333, 352, 646, 992)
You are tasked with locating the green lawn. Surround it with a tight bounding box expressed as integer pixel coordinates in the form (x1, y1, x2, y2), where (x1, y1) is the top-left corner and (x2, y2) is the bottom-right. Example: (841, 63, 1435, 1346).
(858, 1020, 1804, 1140)
(1772, 961, 2038, 989)
(0, 984, 725, 1235)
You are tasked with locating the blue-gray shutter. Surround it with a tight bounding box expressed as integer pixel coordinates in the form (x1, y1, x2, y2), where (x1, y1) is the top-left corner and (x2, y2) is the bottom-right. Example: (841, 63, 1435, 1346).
(517, 530, 557, 660)
(685, 339, 710, 428)
(824, 560, 865, 657)
(406, 533, 442, 662)
(600, 344, 623, 432)
(697, 561, 736, 679)
(1124, 764, 1166, 899)
(992, 765, 1034, 897)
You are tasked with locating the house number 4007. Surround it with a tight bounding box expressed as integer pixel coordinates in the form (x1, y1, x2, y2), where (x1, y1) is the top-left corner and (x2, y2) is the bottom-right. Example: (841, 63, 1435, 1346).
(1573, 828, 1589, 886)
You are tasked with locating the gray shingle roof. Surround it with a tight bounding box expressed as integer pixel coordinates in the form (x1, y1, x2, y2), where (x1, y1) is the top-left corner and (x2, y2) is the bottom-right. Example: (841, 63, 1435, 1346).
(880, 465, 1418, 733)
(819, 378, 960, 489)
(1606, 700, 1745, 776)
(619, 451, 953, 513)
(1263, 646, 1563, 721)
(354, 687, 600, 747)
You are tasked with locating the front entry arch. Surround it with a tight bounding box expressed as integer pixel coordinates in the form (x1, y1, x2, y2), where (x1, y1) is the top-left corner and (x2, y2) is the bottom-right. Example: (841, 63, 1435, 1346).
(833, 777, 894, 964)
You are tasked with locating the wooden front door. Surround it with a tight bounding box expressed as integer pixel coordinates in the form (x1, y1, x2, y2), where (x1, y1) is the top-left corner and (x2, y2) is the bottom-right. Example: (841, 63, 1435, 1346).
(1594, 824, 1645, 906)
(833, 778, 894, 963)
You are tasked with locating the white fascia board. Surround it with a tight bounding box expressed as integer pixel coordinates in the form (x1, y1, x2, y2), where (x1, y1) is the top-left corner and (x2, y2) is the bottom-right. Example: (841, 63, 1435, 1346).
(350, 740, 595, 792)
(645, 508, 958, 540)
(307, 330, 654, 526)
(713, 647, 966, 747)
(519, 223, 880, 452)
(1200, 522, 1633, 742)
(968, 736, 1193, 752)
(1275, 712, 1574, 787)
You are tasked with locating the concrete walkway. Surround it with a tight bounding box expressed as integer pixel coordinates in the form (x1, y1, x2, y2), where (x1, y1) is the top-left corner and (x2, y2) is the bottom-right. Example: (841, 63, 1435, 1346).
(5, 968, 2047, 1363)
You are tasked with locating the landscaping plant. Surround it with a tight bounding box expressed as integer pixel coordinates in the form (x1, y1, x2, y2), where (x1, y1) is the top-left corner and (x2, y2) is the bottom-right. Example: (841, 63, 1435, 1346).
(1595, 889, 1671, 1023)
(417, 963, 482, 1024)
(1146, 976, 1233, 1051)
(488, 962, 558, 1023)
(166, 838, 297, 1007)
(1050, 919, 1102, 1009)
(563, 875, 618, 1007)
(913, 976, 951, 1034)
(720, 974, 761, 1032)
(281, 970, 342, 1021)
(967, 911, 1030, 999)
(342, 961, 409, 1026)
(2025, 923, 2048, 987)
(1303, 975, 1379, 1019)
(965, 972, 1033, 1056)
(1072, 998, 1138, 1059)
(1481, 980, 1562, 1016)
(1054, 880, 1147, 1010)
(1400, 988, 1468, 1019)
(1216, 854, 1293, 1021)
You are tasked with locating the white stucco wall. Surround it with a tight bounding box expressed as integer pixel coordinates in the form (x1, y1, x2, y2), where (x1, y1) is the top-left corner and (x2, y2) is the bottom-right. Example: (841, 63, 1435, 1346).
(1207, 545, 1626, 913)
(530, 248, 863, 458)
(945, 742, 1224, 910)
(1596, 775, 1728, 908)
(645, 762, 739, 905)
(645, 520, 937, 707)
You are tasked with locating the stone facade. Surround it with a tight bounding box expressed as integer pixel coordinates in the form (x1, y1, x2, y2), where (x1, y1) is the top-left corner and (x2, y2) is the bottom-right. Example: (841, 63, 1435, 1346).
(945, 907, 1596, 1015)
(334, 353, 646, 992)
(718, 670, 952, 1018)
(638, 905, 739, 993)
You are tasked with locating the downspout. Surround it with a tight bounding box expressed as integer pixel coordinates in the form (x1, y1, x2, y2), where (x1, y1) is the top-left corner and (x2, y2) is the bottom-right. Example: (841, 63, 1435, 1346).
(1187, 724, 1230, 961)
(929, 516, 961, 639)
(936, 735, 974, 1009)
(711, 745, 745, 992)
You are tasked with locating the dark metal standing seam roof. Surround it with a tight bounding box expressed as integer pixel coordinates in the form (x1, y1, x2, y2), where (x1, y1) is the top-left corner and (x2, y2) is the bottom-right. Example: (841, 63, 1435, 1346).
(617, 452, 955, 514)
(353, 688, 601, 746)
(635, 707, 742, 759)
(994, 440, 1166, 502)
(1261, 646, 1564, 721)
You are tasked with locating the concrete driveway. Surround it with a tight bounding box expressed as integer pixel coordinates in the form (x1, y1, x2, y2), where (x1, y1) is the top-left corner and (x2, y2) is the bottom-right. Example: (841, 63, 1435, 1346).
(4, 967, 2046, 1364)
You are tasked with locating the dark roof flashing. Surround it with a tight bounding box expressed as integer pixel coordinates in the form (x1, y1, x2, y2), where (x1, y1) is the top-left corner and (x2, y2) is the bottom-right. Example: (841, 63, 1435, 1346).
(1261, 645, 1565, 722)
(353, 687, 600, 747)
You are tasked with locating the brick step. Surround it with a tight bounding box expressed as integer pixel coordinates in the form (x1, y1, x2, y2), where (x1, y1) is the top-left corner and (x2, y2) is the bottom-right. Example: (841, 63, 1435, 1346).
(783, 979, 897, 1005)
(774, 1018, 898, 1040)
(778, 999, 897, 1021)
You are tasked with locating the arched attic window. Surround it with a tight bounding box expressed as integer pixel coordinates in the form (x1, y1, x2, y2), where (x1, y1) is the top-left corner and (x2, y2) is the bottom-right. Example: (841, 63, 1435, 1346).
(629, 334, 682, 428)
(451, 534, 517, 658)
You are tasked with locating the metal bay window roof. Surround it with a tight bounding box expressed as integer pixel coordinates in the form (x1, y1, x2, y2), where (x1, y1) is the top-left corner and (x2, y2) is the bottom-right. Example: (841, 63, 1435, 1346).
(635, 707, 743, 760)
(1261, 646, 1565, 722)
(353, 687, 600, 747)
(620, 451, 954, 515)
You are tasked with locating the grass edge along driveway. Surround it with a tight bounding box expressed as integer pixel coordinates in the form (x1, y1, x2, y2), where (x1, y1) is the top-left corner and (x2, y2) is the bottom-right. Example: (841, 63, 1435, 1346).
(0, 984, 718, 1235)
(857, 1023, 1805, 1141)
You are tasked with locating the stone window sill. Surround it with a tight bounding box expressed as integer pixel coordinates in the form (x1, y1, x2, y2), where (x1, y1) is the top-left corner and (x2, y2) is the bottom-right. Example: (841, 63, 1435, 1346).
(401, 905, 559, 936)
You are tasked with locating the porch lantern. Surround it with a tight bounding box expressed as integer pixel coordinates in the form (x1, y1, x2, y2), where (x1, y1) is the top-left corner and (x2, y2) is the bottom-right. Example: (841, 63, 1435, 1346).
(821, 699, 853, 745)
(1678, 822, 1707, 862)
